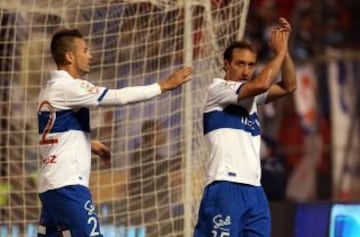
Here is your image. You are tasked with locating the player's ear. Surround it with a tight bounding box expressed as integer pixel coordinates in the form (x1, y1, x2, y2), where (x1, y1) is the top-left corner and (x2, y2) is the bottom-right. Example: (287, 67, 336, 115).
(223, 60, 230, 72)
(64, 51, 74, 64)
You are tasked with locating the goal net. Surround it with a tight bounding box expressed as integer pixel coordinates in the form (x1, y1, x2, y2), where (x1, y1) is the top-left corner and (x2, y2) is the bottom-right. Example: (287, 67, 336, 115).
(0, 0, 249, 236)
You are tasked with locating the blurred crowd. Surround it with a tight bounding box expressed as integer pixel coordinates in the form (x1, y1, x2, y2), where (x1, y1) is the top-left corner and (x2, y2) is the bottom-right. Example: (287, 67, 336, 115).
(244, 0, 360, 202)
(245, 0, 360, 61)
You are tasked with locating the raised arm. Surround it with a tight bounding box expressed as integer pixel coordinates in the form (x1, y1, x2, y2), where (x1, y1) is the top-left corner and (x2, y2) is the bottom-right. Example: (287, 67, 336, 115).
(266, 18, 297, 103)
(238, 22, 289, 100)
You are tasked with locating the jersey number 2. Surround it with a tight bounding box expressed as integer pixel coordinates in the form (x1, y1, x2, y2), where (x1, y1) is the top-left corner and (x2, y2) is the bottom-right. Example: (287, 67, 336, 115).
(38, 101, 58, 145)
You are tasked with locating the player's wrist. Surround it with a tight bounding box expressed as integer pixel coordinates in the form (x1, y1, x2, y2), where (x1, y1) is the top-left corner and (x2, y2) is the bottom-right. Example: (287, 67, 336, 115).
(152, 83, 163, 94)
(158, 81, 170, 92)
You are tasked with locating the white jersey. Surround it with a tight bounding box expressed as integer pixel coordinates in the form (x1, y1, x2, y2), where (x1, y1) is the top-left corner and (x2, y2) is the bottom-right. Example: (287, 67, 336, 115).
(37, 70, 108, 193)
(203, 78, 267, 186)
(37, 70, 162, 193)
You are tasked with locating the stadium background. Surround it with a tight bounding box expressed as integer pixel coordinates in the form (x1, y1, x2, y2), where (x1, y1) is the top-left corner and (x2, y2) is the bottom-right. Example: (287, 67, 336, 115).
(0, 0, 359, 236)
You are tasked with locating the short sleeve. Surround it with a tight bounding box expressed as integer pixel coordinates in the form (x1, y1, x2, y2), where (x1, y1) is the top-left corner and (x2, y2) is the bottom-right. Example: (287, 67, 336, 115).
(205, 80, 243, 111)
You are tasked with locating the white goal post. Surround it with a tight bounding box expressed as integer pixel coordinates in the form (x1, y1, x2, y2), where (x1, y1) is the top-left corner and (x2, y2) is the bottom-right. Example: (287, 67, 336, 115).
(0, 0, 249, 236)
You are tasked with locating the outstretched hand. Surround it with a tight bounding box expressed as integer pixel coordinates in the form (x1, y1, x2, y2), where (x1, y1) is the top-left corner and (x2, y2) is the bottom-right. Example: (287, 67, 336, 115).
(91, 140, 111, 166)
(159, 66, 193, 92)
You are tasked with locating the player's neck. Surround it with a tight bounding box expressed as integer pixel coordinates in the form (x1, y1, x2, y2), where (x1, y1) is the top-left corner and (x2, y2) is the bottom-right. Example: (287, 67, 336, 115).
(57, 65, 80, 79)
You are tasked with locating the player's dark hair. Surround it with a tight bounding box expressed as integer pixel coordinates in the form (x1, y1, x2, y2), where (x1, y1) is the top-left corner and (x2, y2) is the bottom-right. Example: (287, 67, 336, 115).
(50, 28, 83, 66)
(223, 41, 257, 62)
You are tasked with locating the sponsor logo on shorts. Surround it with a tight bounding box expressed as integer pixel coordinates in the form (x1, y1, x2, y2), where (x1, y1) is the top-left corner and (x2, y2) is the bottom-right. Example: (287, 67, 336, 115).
(84, 200, 96, 216)
(211, 214, 231, 236)
(213, 214, 231, 230)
